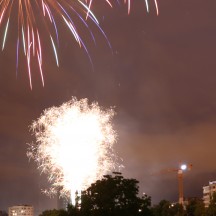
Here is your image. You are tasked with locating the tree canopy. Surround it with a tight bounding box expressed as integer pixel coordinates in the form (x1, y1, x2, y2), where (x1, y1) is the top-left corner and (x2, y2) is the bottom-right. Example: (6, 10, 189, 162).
(206, 192, 216, 216)
(80, 173, 152, 216)
(186, 198, 205, 216)
(39, 209, 68, 216)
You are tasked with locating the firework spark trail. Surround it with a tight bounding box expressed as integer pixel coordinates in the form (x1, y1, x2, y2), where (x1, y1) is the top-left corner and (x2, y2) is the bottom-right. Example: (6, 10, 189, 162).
(0, 1, 108, 89)
(0, 0, 159, 89)
(27, 97, 119, 204)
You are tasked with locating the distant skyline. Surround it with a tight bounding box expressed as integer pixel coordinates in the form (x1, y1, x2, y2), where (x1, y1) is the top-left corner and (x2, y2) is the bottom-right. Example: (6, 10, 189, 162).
(0, 0, 216, 214)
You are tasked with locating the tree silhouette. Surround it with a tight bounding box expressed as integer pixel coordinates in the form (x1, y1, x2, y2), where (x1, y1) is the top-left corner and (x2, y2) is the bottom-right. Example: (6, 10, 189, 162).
(79, 172, 152, 216)
(206, 192, 216, 216)
(186, 198, 205, 216)
(39, 209, 68, 216)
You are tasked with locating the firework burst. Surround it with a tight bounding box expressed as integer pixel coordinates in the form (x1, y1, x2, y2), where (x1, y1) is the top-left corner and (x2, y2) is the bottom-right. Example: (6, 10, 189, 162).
(0, 0, 111, 89)
(0, 0, 158, 89)
(27, 97, 119, 204)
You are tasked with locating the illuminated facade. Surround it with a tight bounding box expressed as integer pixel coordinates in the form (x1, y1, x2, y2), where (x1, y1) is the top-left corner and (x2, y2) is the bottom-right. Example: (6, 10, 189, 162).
(203, 181, 216, 207)
(8, 205, 34, 216)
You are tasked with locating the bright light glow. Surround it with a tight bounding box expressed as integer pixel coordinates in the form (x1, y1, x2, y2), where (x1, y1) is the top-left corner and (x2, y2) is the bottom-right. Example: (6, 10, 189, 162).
(27, 97, 119, 204)
(180, 164, 187, 170)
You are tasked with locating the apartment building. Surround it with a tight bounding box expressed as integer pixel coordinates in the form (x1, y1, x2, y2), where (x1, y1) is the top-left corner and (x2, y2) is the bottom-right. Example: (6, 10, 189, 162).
(203, 181, 216, 207)
(8, 205, 33, 216)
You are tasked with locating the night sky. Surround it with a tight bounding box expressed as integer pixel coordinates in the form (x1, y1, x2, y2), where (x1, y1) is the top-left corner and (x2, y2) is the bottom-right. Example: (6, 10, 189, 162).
(0, 0, 216, 214)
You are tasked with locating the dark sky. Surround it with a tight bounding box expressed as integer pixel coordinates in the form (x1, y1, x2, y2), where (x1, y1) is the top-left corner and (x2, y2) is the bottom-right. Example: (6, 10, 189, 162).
(0, 0, 216, 214)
